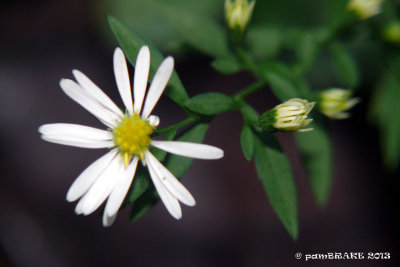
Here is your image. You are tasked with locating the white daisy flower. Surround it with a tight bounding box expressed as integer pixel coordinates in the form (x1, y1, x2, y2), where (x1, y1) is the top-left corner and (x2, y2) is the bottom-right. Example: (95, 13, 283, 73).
(39, 46, 224, 227)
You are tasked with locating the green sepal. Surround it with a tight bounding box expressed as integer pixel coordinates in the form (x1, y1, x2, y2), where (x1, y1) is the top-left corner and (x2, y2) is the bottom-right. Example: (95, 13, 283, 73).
(259, 109, 277, 132)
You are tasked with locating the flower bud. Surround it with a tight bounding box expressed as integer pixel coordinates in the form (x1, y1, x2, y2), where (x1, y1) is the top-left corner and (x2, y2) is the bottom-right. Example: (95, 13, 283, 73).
(383, 22, 400, 44)
(225, 0, 255, 34)
(318, 89, 360, 119)
(259, 98, 315, 133)
(347, 0, 382, 20)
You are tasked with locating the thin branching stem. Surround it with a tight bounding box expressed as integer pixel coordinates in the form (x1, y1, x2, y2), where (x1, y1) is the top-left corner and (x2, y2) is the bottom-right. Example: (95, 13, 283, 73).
(154, 116, 199, 136)
(233, 80, 266, 101)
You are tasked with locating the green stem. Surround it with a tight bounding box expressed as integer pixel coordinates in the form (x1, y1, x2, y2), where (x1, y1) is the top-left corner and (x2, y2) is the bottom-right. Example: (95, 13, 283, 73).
(154, 116, 199, 136)
(234, 45, 258, 72)
(233, 80, 266, 101)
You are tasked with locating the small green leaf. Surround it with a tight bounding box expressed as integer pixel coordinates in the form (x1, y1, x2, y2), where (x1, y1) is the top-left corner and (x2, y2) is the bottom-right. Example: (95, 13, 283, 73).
(295, 121, 332, 206)
(108, 16, 189, 105)
(258, 62, 300, 101)
(152, 2, 230, 58)
(185, 92, 235, 115)
(123, 166, 151, 206)
(129, 122, 210, 221)
(240, 123, 255, 161)
(254, 132, 298, 239)
(211, 56, 242, 74)
(330, 42, 360, 88)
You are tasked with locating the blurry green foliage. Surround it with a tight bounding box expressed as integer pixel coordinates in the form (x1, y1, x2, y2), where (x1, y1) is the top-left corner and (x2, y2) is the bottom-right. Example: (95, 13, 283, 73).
(99, 0, 224, 52)
(371, 58, 400, 170)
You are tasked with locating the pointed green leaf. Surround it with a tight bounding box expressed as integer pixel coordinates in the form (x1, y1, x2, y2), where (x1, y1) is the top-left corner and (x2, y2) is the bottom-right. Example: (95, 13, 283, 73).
(108, 16, 189, 105)
(129, 122, 210, 221)
(123, 166, 151, 207)
(330, 42, 360, 88)
(130, 190, 159, 222)
(296, 122, 332, 206)
(254, 133, 298, 239)
(240, 123, 255, 161)
(185, 92, 235, 115)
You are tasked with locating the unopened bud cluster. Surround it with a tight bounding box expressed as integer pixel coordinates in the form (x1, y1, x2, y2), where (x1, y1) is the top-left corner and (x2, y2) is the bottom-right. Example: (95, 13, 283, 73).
(318, 89, 360, 119)
(225, 0, 255, 34)
(383, 22, 400, 44)
(259, 98, 315, 133)
(347, 0, 382, 20)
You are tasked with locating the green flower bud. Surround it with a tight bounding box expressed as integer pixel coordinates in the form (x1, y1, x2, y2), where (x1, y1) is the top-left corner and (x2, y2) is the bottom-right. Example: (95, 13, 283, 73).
(259, 98, 315, 133)
(383, 22, 400, 44)
(347, 0, 382, 20)
(318, 89, 360, 119)
(225, 0, 255, 34)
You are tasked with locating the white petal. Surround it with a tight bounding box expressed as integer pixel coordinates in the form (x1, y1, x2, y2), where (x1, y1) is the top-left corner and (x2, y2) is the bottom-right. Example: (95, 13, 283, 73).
(79, 156, 124, 215)
(147, 115, 160, 127)
(60, 79, 118, 128)
(105, 157, 139, 217)
(75, 199, 84, 215)
(66, 149, 118, 202)
(72, 69, 123, 117)
(103, 212, 117, 227)
(146, 156, 182, 220)
(133, 46, 150, 114)
(146, 151, 195, 206)
(151, 140, 224, 160)
(39, 123, 113, 141)
(141, 56, 174, 118)
(41, 136, 113, 149)
(114, 47, 133, 114)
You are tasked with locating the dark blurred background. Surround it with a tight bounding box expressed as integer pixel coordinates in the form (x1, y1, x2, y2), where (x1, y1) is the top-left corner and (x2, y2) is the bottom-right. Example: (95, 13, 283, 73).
(0, 0, 399, 266)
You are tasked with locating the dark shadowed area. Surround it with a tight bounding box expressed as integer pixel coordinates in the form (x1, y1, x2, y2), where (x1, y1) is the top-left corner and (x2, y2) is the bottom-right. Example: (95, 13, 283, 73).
(0, 0, 399, 266)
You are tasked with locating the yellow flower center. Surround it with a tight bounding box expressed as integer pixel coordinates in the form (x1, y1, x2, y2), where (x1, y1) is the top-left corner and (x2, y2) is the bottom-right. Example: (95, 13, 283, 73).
(113, 113, 154, 165)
